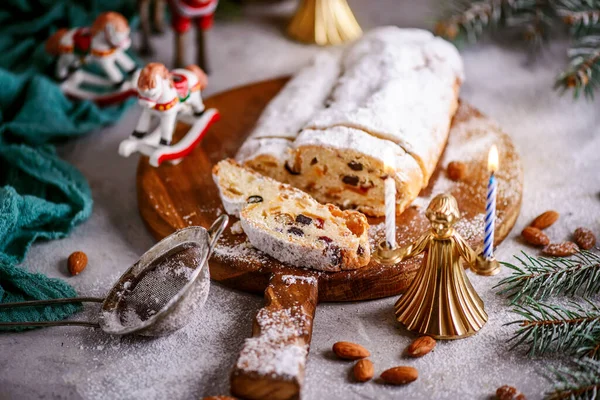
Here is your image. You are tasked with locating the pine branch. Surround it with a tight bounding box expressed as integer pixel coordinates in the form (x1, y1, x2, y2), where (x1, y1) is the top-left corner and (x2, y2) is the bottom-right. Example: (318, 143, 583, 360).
(506, 0, 555, 48)
(556, 0, 600, 37)
(577, 326, 600, 359)
(497, 251, 600, 302)
(436, 0, 555, 46)
(555, 31, 600, 98)
(545, 358, 600, 400)
(436, 1, 600, 98)
(435, 0, 504, 44)
(507, 299, 600, 357)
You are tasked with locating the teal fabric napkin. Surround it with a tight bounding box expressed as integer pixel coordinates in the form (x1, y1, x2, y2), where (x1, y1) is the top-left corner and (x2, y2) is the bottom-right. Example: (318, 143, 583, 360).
(0, 0, 137, 330)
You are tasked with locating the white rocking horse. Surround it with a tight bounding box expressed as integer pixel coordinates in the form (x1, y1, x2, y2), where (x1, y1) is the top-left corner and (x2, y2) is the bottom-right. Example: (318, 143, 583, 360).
(118, 62, 219, 167)
(45, 12, 138, 105)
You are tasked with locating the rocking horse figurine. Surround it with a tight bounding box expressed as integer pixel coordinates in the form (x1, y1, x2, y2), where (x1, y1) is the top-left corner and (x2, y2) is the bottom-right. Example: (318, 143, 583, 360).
(45, 12, 139, 105)
(118, 62, 220, 167)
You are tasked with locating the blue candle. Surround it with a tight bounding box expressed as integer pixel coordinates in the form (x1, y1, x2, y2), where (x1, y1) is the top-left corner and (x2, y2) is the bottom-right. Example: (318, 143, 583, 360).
(484, 145, 499, 259)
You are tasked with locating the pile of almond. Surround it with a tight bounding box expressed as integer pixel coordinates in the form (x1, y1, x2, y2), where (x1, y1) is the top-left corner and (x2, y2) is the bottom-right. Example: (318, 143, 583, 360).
(332, 336, 436, 385)
(520, 210, 596, 256)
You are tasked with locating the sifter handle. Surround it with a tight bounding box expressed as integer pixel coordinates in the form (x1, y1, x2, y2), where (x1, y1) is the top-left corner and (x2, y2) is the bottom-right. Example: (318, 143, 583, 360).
(0, 297, 104, 309)
(207, 214, 228, 250)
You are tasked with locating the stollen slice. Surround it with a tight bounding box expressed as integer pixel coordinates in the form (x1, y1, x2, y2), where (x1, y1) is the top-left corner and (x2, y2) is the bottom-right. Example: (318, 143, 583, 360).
(212, 159, 371, 271)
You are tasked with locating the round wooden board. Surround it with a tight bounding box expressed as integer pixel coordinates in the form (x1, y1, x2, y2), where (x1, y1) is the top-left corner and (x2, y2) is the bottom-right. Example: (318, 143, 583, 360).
(137, 77, 523, 302)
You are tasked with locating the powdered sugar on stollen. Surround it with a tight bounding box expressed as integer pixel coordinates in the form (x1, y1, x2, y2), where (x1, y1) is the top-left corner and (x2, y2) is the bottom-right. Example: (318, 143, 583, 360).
(235, 137, 291, 165)
(305, 27, 462, 182)
(240, 51, 342, 142)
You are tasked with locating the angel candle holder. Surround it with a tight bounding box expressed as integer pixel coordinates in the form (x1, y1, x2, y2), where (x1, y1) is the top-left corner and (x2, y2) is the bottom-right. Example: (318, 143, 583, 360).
(375, 194, 488, 339)
(45, 12, 139, 105)
(118, 62, 220, 167)
(288, 0, 363, 46)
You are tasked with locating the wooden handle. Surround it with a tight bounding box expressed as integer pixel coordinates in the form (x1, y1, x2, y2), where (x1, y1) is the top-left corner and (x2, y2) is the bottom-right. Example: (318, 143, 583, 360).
(230, 272, 318, 400)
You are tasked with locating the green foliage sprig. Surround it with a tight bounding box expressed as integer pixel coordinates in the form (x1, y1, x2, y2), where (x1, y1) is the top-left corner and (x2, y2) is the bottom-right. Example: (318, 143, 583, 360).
(555, 33, 600, 97)
(556, 0, 600, 36)
(436, 0, 600, 98)
(498, 248, 600, 398)
(507, 298, 600, 359)
(545, 358, 600, 400)
(497, 251, 600, 302)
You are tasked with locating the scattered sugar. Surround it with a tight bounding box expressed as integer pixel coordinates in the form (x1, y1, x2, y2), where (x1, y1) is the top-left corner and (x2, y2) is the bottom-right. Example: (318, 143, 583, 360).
(59, 284, 263, 399)
(282, 275, 318, 286)
(230, 221, 244, 235)
(182, 212, 197, 220)
(213, 237, 272, 266)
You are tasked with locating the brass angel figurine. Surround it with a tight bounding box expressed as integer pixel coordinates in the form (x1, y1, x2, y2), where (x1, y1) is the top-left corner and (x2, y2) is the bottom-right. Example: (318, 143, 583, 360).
(393, 194, 488, 339)
(287, 0, 362, 46)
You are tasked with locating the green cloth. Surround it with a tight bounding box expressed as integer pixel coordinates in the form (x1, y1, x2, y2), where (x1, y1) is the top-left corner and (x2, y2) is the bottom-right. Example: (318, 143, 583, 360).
(0, 0, 137, 330)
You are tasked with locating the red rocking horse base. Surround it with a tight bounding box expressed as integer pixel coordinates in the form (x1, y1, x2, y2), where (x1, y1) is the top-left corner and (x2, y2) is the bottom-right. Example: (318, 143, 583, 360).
(119, 109, 220, 167)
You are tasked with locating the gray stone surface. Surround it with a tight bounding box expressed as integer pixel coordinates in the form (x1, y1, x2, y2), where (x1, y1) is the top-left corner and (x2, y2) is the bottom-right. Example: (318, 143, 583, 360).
(1, 1, 600, 399)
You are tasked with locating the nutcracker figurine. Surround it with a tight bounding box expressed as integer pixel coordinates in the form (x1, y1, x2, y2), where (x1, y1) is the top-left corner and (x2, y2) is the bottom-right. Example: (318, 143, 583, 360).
(118, 62, 220, 167)
(45, 12, 138, 105)
(378, 194, 488, 339)
(138, 0, 166, 55)
(169, 0, 219, 71)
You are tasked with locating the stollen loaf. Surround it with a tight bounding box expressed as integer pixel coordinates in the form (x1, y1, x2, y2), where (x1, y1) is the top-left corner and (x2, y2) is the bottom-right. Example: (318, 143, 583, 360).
(236, 26, 463, 216)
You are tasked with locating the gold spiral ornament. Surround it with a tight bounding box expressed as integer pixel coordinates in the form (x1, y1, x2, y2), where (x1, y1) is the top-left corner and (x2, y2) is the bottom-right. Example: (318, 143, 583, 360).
(287, 0, 363, 46)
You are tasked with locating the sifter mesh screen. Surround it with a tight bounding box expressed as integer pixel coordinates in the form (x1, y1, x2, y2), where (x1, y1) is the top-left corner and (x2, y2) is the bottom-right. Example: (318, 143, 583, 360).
(116, 243, 202, 327)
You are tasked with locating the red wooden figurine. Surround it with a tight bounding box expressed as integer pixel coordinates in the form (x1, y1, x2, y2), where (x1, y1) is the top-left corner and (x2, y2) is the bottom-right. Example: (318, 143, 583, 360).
(169, 0, 219, 72)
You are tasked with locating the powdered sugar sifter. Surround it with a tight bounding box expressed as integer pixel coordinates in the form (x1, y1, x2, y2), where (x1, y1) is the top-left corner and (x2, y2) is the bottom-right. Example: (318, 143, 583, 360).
(0, 215, 228, 337)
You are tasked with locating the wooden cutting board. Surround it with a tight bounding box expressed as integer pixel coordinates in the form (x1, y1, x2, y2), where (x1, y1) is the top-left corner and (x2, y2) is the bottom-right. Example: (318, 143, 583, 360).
(136, 78, 523, 400)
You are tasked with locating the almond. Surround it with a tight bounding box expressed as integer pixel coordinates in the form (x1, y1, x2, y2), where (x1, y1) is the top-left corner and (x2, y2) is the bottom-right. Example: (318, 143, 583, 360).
(332, 341, 370, 360)
(380, 366, 418, 385)
(406, 336, 436, 358)
(542, 242, 579, 257)
(530, 211, 559, 230)
(573, 227, 596, 250)
(447, 161, 468, 181)
(353, 359, 374, 382)
(521, 227, 550, 247)
(496, 385, 526, 400)
(67, 251, 88, 276)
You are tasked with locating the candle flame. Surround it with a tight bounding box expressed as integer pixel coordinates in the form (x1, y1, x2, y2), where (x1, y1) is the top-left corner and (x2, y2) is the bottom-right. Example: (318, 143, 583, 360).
(488, 145, 499, 172)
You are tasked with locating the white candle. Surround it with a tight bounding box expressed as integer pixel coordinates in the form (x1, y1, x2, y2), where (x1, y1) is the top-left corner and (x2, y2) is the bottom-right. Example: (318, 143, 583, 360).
(384, 177, 396, 248)
(484, 145, 499, 259)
